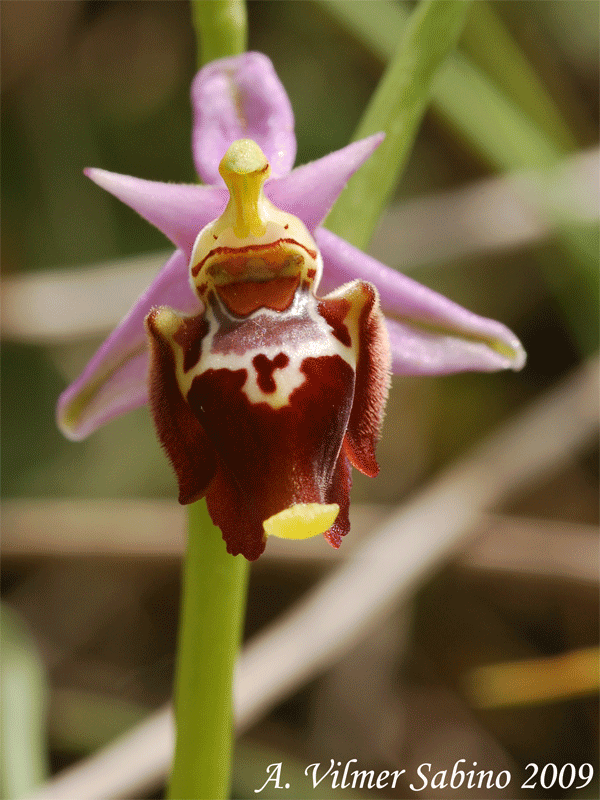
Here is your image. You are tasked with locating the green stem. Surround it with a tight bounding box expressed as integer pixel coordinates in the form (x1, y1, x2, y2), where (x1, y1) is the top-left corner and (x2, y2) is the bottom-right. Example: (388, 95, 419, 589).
(0, 605, 49, 800)
(318, 0, 561, 171)
(191, 0, 247, 67)
(168, 8, 249, 798)
(460, 0, 576, 153)
(168, 501, 249, 800)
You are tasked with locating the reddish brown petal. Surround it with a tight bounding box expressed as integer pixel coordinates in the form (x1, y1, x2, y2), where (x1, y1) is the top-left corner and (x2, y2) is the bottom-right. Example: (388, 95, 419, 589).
(146, 309, 217, 504)
(319, 282, 390, 478)
(323, 450, 352, 549)
(343, 282, 391, 477)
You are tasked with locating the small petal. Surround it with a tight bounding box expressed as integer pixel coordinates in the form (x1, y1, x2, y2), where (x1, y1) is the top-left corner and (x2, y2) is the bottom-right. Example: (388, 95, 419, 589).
(317, 281, 391, 477)
(57, 250, 201, 440)
(191, 52, 296, 185)
(337, 283, 391, 475)
(146, 308, 217, 503)
(85, 168, 227, 255)
(84, 134, 384, 258)
(267, 134, 385, 232)
(322, 450, 352, 549)
(316, 229, 526, 374)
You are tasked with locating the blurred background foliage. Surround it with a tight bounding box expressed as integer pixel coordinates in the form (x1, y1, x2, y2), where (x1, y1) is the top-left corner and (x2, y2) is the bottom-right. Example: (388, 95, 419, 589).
(1, 2, 598, 798)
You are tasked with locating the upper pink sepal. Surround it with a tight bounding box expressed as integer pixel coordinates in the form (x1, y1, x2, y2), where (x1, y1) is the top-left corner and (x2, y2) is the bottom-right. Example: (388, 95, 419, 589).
(85, 168, 227, 256)
(191, 52, 296, 185)
(267, 134, 384, 233)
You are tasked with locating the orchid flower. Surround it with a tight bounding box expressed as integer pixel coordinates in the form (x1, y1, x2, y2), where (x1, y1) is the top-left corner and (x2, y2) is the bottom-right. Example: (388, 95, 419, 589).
(57, 52, 525, 560)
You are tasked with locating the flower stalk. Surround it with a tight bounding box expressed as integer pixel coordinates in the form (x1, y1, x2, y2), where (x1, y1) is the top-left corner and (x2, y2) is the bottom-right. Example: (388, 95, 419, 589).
(191, 0, 247, 67)
(168, 5, 248, 799)
(168, 502, 248, 800)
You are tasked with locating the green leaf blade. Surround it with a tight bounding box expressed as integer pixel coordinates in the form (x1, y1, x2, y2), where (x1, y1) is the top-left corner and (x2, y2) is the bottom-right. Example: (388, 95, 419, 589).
(325, 0, 474, 250)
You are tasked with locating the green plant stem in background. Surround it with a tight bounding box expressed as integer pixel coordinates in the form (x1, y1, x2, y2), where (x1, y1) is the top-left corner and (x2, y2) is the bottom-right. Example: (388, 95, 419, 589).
(460, 1, 576, 153)
(167, 5, 249, 799)
(167, 502, 249, 800)
(318, 0, 559, 170)
(325, 0, 473, 251)
(0, 605, 49, 800)
(191, 0, 247, 67)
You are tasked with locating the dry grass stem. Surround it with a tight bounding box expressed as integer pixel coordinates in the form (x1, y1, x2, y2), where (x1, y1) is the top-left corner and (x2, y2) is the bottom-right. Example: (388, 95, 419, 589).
(5, 501, 598, 585)
(370, 147, 600, 268)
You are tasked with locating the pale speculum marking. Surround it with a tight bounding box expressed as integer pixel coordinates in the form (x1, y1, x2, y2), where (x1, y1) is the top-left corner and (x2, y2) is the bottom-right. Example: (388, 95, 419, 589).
(175, 288, 357, 410)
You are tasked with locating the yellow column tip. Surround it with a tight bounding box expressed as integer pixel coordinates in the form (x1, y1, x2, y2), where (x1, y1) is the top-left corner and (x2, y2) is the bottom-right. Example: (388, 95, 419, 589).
(218, 140, 271, 239)
(219, 139, 269, 176)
